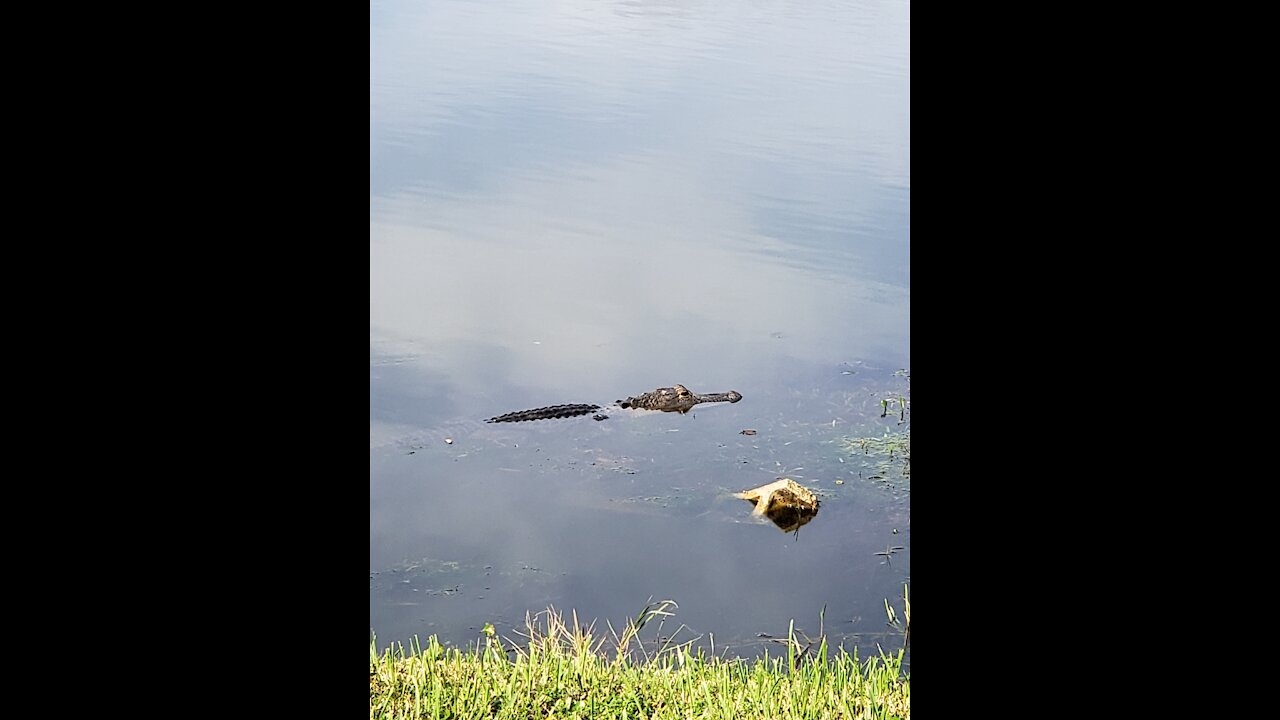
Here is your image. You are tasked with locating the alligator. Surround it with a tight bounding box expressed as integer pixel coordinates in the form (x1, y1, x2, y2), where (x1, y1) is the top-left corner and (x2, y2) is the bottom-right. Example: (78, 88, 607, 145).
(485, 384, 743, 423)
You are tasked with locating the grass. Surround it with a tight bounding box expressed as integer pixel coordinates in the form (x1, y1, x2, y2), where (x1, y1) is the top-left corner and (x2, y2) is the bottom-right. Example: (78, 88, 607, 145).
(370, 602, 910, 719)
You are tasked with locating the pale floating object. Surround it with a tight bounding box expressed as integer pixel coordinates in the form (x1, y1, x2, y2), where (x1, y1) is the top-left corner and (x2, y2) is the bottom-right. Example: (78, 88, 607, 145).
(444, 438, 453, 444)
(734, 478, 820, 534)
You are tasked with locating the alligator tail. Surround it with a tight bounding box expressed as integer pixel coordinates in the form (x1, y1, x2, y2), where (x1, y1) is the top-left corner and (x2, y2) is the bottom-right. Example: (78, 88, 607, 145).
(485, 404, 602, 423)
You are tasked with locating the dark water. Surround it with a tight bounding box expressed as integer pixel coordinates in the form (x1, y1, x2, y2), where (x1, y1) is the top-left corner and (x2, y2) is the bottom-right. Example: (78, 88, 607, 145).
(371, 0, 910, 662)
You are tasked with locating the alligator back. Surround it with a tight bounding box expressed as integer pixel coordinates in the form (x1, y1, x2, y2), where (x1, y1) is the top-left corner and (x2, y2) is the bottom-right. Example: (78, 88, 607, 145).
(485, 404, 602, 423)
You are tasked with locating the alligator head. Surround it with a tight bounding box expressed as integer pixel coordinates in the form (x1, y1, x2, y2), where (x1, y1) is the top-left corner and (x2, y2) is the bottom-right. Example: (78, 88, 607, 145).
(617, 384, 743, 414)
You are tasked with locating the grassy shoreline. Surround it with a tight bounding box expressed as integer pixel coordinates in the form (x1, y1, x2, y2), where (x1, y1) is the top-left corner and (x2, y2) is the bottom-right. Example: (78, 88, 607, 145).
(370, 606, 910, 719)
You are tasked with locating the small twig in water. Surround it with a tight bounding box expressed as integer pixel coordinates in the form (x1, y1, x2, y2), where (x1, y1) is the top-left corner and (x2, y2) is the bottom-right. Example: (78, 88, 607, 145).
(874, 545, 906, 566)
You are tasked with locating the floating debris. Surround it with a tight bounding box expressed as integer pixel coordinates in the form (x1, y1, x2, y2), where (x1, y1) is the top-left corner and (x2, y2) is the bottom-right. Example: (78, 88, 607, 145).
(875, 545, 906, 565)
(444, 438, 454, 445)
(734, 478, 820, 534)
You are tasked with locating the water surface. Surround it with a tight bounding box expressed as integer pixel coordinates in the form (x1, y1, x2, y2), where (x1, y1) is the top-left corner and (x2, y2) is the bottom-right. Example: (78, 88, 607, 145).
(371, 0, 910, 662)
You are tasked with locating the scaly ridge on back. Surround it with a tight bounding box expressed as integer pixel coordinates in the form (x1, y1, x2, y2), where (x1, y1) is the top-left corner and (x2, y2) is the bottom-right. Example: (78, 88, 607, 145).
(485, 404, 601, 423)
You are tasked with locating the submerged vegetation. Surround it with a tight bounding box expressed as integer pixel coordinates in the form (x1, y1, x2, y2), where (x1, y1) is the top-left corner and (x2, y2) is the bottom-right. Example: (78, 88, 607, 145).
(370, 602, 910, 719)
(843, 431, 910, 480)
(842, 369, 910, 486)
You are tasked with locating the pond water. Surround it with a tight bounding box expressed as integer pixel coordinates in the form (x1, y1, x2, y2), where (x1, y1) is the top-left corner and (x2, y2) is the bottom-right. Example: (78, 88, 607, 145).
(370, 0, 910, 663)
